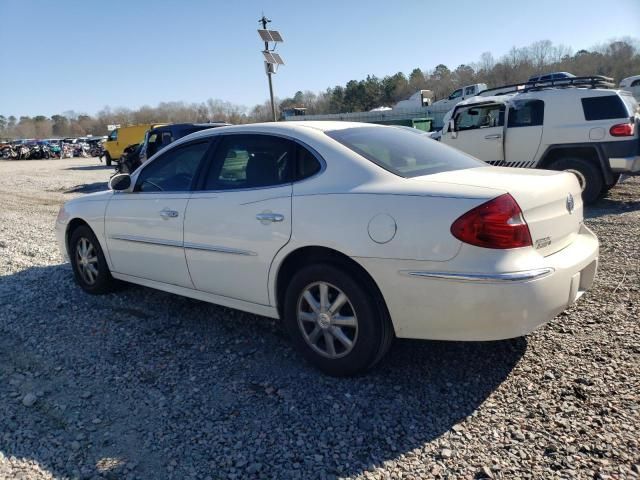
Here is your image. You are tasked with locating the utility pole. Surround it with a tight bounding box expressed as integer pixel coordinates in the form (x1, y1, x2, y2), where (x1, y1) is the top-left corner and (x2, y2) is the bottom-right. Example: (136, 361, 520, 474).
(258, 15, 284, 122)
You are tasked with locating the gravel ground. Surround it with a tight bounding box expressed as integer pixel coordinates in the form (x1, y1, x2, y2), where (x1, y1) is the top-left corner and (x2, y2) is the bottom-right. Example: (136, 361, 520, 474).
(0, 157, 638, 480)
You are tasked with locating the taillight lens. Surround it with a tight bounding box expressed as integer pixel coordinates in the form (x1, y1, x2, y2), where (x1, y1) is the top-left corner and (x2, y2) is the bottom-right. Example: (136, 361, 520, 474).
(609, 123, 635, 137)
(451, 194, 532, 249)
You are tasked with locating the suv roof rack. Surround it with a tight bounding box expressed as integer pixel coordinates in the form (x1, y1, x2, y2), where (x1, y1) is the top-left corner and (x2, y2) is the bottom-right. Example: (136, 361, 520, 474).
(479, 75, 615, 97)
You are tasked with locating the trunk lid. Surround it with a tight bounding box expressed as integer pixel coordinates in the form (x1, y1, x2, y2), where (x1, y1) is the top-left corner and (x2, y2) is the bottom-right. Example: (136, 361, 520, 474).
(424, 166, 583, 256)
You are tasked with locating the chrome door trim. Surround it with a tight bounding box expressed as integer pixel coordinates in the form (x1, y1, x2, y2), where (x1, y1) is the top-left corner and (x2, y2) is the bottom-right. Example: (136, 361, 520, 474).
(109, 234, 183, 248)
(401, 268, 554, 283)
(183, 242, 257, 256)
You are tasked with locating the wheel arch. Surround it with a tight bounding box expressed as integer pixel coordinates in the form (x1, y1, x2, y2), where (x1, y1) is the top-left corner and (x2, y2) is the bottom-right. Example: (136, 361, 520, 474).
(537, 143, 615, 185)
(273, 245, 391, 326)
(65, 218, 92, 256)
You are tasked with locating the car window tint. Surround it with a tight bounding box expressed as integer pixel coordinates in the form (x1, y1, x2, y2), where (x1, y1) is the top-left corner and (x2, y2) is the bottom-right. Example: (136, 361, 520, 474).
(326, 126, 482, 178)
(581, 95, 629, 120)
(464, 86, 475, 96)
(508, 100, 544, 128)
(296, 145, 321, 180)
(631, 79, 640, 87)
(205, 135, 293, 190)
(455, 104, 505, 131)
(449, 89, 462, 100)
(135, 141, 209, 192)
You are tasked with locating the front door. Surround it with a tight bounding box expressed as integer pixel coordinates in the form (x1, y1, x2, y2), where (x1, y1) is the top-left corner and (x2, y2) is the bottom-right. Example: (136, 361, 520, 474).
(105, 140, 211, 287)
(504, 99, 545, 166)
(184, 134, 294, 306)
(444, 103, 505, 164)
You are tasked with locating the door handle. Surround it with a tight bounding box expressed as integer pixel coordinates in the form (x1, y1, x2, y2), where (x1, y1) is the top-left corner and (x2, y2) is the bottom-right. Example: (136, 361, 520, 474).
(484, 134, 502, 139)
(159, 208, 179, 219)
(256, 212, 284, 223)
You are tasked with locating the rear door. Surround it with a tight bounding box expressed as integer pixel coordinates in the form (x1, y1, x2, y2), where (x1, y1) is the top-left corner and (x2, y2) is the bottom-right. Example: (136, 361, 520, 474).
(504, 99, 544, 167)
(184, 133, 294, 305)
(105, 139, 211, 287)
(444, 102, 505, 163)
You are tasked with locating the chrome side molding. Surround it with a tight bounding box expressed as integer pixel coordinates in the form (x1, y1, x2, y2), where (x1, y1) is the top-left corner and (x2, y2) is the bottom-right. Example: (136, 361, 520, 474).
(110, 235, 256, 256)
(183, 242, 257, 256)
(401, 268, 554, 283)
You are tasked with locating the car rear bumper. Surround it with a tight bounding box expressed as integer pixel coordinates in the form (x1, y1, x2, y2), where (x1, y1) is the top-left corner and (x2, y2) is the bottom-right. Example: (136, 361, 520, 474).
(609, 155, 640, 173)
(356, 224, 599, 341)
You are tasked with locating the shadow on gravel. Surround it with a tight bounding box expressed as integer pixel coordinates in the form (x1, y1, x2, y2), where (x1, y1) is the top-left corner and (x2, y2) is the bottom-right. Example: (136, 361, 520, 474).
(65, 165, 112, 171)
(64, 182, 109, 194)
(585, 197, 640, 219)
(0, 264, 526, 479)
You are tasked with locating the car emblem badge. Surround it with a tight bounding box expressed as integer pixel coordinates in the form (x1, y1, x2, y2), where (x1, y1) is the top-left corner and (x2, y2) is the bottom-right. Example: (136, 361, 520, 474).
(566, 193, 575, 214)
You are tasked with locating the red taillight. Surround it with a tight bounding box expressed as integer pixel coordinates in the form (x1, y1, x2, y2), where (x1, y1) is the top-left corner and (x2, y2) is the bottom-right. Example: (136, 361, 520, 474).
(451, 194, 532, 249)
(609, 123, 635, 137)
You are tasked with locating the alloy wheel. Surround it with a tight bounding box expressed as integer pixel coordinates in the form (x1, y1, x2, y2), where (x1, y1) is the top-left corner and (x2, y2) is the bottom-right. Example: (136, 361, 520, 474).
(75, 237, 99, 285)
(297, 281, 358, 359)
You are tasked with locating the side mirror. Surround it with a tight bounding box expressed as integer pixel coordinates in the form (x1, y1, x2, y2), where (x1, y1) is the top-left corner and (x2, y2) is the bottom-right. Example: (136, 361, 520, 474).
(109, 173, 131, 191)
(448, 119, 457, 139)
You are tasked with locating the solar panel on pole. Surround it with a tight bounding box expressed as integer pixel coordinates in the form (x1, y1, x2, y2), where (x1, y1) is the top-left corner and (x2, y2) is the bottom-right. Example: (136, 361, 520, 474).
(257, 29, 273, 42)
(271, 52, 285, 65)
(268, 30, 283, 42)
(262, 51, 277, 64)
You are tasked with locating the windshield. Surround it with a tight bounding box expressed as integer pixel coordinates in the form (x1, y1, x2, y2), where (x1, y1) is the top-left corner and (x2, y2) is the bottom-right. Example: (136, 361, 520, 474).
(326, 126, 482, 178)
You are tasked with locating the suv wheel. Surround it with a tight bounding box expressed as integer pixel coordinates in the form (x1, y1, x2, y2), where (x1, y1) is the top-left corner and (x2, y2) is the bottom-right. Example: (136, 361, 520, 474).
(283, 264, 393, 376)
(69, 225, 117, 294)
(549, 157, 603, 205)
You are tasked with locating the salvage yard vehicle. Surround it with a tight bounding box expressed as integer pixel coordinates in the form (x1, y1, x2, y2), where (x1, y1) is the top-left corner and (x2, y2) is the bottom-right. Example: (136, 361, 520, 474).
(430, 83, 488, 110)
(103, 123, 164, 166)
(441, 76, 640, 203)
(138, 122, 229, 164)
(620, 74, 640, 101)
(56, 122, 599, 376)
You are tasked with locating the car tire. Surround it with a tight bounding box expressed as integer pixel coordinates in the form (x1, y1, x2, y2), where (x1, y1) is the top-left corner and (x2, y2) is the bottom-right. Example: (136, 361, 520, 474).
(69, 225, 116, 294)
(548, 157, 604, 205)
(105, 153, 112, 166)
(283, 263, 393, 376)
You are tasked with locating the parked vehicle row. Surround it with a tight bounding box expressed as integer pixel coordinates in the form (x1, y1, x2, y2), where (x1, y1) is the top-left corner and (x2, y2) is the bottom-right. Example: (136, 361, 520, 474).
(0, 137, 105, 160)
(57, 122, 599, 376)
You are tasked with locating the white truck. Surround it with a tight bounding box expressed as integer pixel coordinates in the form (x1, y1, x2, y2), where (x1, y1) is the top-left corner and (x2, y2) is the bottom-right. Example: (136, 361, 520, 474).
(440, 76, 640, 203)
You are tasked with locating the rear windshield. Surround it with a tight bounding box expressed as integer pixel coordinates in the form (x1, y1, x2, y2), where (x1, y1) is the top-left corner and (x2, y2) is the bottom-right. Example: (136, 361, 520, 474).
(581, 95, 630, 121)
(326, 126, 482, 178)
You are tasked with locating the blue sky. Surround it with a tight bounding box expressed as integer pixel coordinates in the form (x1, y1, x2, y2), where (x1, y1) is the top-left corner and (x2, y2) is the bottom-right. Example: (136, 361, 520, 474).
(1, 0, 638, 117)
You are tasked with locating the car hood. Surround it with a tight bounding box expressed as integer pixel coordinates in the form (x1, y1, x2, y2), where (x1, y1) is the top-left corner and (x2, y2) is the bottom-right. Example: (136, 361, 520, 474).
(65, 189, 112, 205)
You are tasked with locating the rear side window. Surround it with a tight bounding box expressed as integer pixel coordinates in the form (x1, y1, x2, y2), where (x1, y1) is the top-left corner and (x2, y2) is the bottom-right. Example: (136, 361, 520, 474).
(296, 145, 321, 180)
(581, 95, 629, 121)
(326, 126, 481, 178)
(508, 100, 544, 128)
(204, 134, 293, 190)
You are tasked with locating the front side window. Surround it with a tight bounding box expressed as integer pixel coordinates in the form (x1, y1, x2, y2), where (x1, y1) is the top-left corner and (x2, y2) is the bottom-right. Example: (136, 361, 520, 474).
(108, 130, 117, 141)
(326, 126, 481, 178)
(454, 103, 505, 131)
(204, 134, 293, 190)
(449, 89, 463, 100)
(507, 100, 545, 128)
(135, 141, 210, 192)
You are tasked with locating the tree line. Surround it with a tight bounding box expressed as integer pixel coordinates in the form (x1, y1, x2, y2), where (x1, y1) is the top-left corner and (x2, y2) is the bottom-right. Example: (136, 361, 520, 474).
(1, 38, 638, 140)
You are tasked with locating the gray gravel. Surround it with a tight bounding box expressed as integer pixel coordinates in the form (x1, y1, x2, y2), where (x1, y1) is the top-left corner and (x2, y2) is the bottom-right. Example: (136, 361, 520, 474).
(0, 157, 638, 479)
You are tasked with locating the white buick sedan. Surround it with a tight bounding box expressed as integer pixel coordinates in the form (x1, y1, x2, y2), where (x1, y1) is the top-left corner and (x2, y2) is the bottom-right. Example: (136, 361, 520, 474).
(56, 122, 599, 376)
